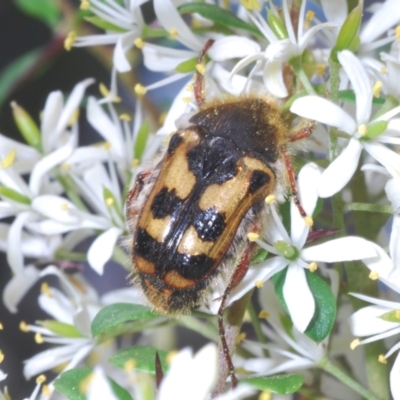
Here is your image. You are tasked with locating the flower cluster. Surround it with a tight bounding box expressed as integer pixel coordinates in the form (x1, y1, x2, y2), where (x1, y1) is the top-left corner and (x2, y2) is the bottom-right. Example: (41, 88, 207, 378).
(1, 0, 400, 399)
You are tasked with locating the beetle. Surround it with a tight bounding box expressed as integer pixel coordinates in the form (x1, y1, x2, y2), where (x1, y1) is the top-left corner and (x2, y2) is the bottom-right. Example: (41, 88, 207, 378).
(126, 39, 313, 388)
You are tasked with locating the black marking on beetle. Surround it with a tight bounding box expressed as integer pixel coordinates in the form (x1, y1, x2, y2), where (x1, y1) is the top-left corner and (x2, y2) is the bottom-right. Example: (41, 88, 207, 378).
(193, 207, 226, 241)
(173, 252, 214, 279)
(187, 136, 238, 185)
(151, 188, 184, 219)
(167, 134, 183, 156)
(249, 170, 271, 193)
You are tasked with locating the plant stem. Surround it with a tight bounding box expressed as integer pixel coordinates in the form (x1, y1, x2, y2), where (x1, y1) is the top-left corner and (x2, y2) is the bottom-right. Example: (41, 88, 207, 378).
(319, 357, 381, 400)
(344, 203, 393, 213)
(175, 316, 218, 342)
(290, 56, 317, 95)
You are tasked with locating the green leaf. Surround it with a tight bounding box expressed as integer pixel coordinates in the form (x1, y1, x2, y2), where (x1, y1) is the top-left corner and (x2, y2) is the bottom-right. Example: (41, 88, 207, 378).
(272, 268, 336, 342)
(378, 309, 400, 323)
(338, 89, 385, 106)
(134, 121, 150, 161)
(0, 48, 42, 110)
(109, 346, 169, 374)
(84, 16, 127, 33)
(54, 368, 132, 400)
(91, 303, 159, 337)
(14, 0, 60, 28)
(241, 374, 303, 394)
(0, 186, 31, 205)
(178, 3, 263, 38)
(175, 57, 198, 73)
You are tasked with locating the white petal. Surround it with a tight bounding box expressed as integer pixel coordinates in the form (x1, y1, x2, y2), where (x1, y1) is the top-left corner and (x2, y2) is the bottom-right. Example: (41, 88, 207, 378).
(283, 263, 315, 332)
(113, 31, 137, 72)
(318, 138, 362, 198)
(390, 351, 400, 400)
(153, 0, 204, 51)
(320, 0, 347, 24)
(363, 141, 400, 178)
(2, 265, 40, 313)
(212, 64, 248, 96)
(265, 39, 298, 62)
(302, 236, 377, 262)
(41, 91, 63, 153)
(350, 305, 399, 336)
(290, 96, 356, 134)
(87, 227, 122, 274)
(208, 36, 260, 62)
(31, 195, 79, 224)
(390, 216, 400, 268)
(338, 51, 372, 124)
(290, 163, 321, 248)
(38, 289, 75, 324)
(87, 367, 119, 400)
(54, 78, 94, 140)
(29, 138, 74, 196)
(263, 61, 288, 98)
(214, 385, 255, 400)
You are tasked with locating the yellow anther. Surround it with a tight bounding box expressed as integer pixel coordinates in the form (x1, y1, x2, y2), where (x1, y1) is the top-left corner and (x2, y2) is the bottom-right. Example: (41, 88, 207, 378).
(80, 0, 90, 10)
(350, 339, 360, 350)
(308, 262, 318, 272)
(381, 65, 388, 74)
(40, 282, 52, 297)
(42, 384, 51, 397)
(99, 83, 110, 98)
(36, 375, 46, 384)
(378, 354, 387, 364)
(304, 10, 315, 28)
(357, 124, 368, 136)
(119, 113, 131, 121)
(103, 141, 111, 150)
(134, 38, 144, 49)
(79, 373, 94, 395)
(396, 310, 400, 319)
(373, 80, 383, 98)
(60, 202, 69, 211)
(259, 391, 272, 400)
(396, 25, 400, 39)
(186, 84, 194, 92)
(0, 350, 4, 363)
(105, 197, 114, 206)
(134, 84, 147, 97)
(265, 194, 276, 204)
(182, 96, 192, 104)
(64, 31, 77, 51)
(169, 27, 179, 38)
(255, 280, 264, 288)
(369, 270, 379, 280)
(304, 215, 313, 227)
(258, 310, 270, 319)
(158, 112, 167, 125)
(236, 332, 246, 344)
(315, 63, 326, 76)
(20, 321, 29, 332)
(35, 333, 44, 344)
(196, 63, 206, 75)
(240, 0, 261, 11)
(124, 359, 136, 372)
(132, 158, 140, 168)
(0, 322, 3, 330)
(60, 163, 71, 171)
(166, 350, 178, 365)
(1, 149, 16, 169)
(247, 232, 260, 242)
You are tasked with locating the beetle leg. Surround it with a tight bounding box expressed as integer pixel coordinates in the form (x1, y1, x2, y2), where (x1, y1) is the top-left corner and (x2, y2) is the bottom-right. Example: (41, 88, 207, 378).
(194, 39, 215, 107)
(288, 120, 315, 142)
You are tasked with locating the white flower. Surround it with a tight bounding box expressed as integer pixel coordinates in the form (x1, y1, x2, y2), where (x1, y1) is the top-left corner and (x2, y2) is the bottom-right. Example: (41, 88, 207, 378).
(291, 50, 400, 198)
(72, 0, 147, 72)
(230, 0, 336, 97)
(86, 367, 119, 400)
(349, 292, 400, 400)
(226, 163, 377, 332)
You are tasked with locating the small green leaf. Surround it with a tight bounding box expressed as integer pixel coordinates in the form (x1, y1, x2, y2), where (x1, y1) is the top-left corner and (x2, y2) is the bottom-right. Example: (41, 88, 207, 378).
(91, 303, 159, 337)
(241, 374, 303, 394)
(274, 241, 299, 261)
(84, 16, 127, 33)
(175, 57, 197, 73)
(14, 0, 60, 28)
(36, 320, 84, 338)
(378, 309, 400, 323)
(110, 346, 169, 374)
(134, 121, 150, 161)
(178, 3, 263, 38)
(54, 368, 132, 400)
(338, 90, 385, 106)
(267, 12, 288, 40)
(272, 268, 336, 342)
(362, 120, 389, 140)
(11, 102, 42, 152)
(252, 248, 268, 264)
(0, 186, 31, 205)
